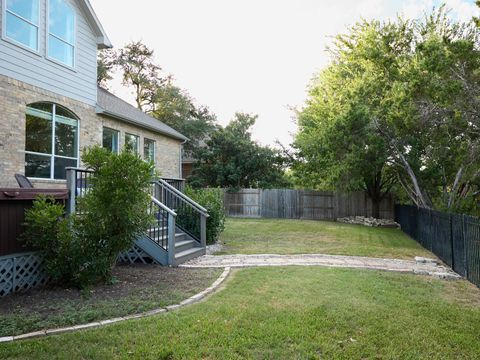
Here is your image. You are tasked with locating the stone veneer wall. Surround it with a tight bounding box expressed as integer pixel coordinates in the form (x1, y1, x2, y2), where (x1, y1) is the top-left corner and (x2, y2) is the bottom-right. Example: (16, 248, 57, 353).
(0, 75, 182, 188)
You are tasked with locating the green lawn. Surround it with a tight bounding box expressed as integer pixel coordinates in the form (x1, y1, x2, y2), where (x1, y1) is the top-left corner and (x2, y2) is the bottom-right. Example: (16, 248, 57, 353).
(1, 267, 479, 359)
(216, 218, 432, 259)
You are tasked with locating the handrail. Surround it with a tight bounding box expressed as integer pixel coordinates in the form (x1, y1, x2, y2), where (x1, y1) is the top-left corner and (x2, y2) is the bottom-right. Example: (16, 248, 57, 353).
(155, 179, 209, 217)
(151, 196, 177, 217)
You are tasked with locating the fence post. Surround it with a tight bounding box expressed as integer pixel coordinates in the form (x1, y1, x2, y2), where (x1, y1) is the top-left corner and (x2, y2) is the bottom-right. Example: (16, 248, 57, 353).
(200, 213, 207, 248)
(449, 213, 455, 271)
(462, 214, 468, 279)
(66, 167, 76, 215)
(168, 213, 176, 266)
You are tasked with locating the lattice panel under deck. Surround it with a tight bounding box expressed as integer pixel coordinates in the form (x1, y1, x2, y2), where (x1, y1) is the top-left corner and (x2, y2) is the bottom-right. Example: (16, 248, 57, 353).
(118, 245, 157, 265)
(0, 252, 49, 297)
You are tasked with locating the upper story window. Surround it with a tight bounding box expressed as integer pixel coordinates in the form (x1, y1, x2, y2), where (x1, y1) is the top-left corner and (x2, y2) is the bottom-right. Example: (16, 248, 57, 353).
(48, 0, 75, 67)
(5, 0, 40, 51)
(125, 133, 140, 154)
(25, 102, 79, 180)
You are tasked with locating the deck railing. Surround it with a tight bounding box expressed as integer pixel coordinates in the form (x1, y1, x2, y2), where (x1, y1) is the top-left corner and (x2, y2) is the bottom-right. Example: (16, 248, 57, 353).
(66, 168, 187, 265)
(152, 179, 208, 247)
(160, 178, 185, 193)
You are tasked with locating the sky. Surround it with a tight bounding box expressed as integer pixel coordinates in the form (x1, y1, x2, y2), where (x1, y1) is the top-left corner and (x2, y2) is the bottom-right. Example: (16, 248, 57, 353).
(89, 0, 478, 147)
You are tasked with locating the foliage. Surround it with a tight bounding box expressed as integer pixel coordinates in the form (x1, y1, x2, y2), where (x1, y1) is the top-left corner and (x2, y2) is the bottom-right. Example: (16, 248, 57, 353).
(22, 147, 155, 288)
(77, 147, 155, 280)
(152, 83, 219, 157)
(22, 196, 76, 284)
(184, 186, 226, 244)
(115, 41, 171, 112)
(294, 7, 480, 215)
(190, 113, 291, 189)
(97, 49, 116, 88)
(96, 40, 220, 159)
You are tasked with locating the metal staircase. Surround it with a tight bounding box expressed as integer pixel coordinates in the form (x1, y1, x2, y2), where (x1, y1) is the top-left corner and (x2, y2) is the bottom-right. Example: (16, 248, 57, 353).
(66, 168, 208, 266)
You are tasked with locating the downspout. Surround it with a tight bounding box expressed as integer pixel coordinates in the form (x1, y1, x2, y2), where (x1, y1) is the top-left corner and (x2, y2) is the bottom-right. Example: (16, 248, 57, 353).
(180, 139, 187, 179)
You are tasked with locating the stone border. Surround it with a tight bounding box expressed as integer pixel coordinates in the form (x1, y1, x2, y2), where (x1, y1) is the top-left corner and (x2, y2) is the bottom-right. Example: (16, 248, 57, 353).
(0, 267, 231, 343)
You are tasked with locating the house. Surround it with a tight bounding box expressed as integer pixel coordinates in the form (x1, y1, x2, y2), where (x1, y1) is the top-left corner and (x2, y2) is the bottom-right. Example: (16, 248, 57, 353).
(0, 0, 187, 189)
(0, 0, 207, 297)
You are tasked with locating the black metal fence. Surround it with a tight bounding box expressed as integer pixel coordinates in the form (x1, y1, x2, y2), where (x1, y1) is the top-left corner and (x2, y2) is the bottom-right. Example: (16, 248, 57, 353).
(395, 205, 480, 287)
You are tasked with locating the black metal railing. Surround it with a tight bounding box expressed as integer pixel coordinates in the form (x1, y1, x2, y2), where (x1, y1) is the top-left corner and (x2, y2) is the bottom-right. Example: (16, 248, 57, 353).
(147, 197, 176, 251)
(396, 205, 480, 288)
(161, 178, 185, 193)
(152, 179, 208, 245)
(66, 167, 95, 214)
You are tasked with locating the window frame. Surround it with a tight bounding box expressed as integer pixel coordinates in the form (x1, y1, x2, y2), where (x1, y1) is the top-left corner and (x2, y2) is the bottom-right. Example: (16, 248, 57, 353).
(125, 133, 140, 154)
(102, 127, 120, 154)
(46, 0, 76, 70)
(2, 0, 41, 54)
(143, 138, 156, 164)
(25, 103, 80, 181)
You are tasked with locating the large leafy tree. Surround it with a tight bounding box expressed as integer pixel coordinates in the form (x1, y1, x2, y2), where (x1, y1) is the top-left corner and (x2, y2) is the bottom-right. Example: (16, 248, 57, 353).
(190, 113, 290, 189)
(295, 8, 480, 215)
(294, 19, 407, 217)
(152, 83, 218, 157)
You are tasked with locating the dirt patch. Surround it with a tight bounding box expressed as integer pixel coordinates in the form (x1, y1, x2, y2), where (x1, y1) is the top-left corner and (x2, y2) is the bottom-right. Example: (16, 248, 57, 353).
(0, 265, 222, 336)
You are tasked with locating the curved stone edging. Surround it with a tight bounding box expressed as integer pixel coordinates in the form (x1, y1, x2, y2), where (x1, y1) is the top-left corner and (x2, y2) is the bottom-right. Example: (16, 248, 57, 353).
(0, 267, 231, 343)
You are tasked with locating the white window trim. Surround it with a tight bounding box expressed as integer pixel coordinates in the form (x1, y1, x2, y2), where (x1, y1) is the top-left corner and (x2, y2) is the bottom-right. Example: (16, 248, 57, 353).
(144, 138, 156, 164)
(1, 0, 41, 55)
(45, 0, 77, 70)
(103, 127, 120, 154)
(25, 103, 80, 181)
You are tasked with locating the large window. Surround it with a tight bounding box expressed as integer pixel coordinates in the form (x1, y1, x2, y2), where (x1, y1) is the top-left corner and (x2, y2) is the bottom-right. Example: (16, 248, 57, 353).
(125, 133, 139, 154)
(5, 0, 39, 51)
(144, 138, 155, 164)
(25, 103, 78, 180)
(48, 0, 75, 67)
(102, 127, 119, 154)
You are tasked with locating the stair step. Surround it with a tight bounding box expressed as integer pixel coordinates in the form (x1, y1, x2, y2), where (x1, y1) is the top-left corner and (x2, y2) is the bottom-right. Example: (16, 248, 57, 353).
(150, 232, 186, 243)
(175, 239, 197, 252)
(175, 247, 205, 264)
(148, 226, 184, 235)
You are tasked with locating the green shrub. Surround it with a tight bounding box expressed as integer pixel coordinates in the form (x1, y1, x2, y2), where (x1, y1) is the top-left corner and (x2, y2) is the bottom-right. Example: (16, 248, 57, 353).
(22, 146, 154, 288)
(184, 186, 225, 244)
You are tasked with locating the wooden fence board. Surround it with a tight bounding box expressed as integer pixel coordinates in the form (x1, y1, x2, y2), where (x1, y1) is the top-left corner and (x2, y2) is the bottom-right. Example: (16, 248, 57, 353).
(224, 189, 395, 220)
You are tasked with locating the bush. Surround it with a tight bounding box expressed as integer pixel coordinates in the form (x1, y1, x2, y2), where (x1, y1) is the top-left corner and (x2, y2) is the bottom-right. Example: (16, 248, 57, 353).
(184, 186, 225, 244)
(23, 146, 154, 288)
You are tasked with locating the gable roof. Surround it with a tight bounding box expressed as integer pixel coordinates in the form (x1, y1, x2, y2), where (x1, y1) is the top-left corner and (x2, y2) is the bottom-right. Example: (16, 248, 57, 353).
(77, 0, 112, 49)
(96, 87, 189, 142)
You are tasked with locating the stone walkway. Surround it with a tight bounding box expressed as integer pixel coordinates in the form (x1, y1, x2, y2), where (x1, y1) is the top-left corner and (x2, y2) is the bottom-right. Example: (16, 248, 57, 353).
(181, 254, 461, 280)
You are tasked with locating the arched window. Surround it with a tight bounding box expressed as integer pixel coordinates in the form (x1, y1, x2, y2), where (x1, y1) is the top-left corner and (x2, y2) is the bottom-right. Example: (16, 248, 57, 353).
(25, 103, 79, 180)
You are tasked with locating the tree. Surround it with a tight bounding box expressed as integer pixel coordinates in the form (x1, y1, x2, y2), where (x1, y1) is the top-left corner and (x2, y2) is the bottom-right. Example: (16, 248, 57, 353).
(295, 8, 480, 215)
(190, 113, 290, 189)
(116, 41, 170, 112)
(152, 83, 218, 157)
(294, 19, 406, 217)
(97, 49, 116, 88)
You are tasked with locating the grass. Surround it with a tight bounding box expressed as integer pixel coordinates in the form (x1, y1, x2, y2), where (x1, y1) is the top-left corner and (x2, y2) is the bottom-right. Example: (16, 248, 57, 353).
(216, 218, 432, 259)
(1, 267, 479, 359)
(0, 265, 222, 337)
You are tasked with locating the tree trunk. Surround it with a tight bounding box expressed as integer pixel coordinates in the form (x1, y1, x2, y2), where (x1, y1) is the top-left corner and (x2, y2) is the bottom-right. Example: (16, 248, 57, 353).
(372, 198, 381, 219)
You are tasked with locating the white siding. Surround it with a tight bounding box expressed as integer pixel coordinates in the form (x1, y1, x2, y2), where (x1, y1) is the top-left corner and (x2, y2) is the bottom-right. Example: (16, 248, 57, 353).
(0, 0, 97, 105)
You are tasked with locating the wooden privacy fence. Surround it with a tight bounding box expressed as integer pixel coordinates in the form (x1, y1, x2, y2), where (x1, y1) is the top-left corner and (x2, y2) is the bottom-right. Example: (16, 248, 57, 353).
(395, 205, 480, 288)
(224, 189, 395, 220)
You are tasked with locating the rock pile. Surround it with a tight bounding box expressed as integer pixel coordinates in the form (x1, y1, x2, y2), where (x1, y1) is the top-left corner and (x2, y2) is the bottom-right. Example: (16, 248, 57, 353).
(337, 216, 400, 228)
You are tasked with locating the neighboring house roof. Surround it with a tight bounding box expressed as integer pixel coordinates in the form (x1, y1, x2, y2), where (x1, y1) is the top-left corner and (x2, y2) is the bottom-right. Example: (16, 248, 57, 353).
(77, 0, 112, 49)
(96, 87, 189, 142)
